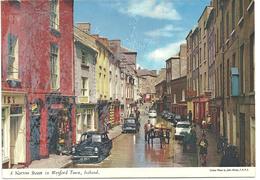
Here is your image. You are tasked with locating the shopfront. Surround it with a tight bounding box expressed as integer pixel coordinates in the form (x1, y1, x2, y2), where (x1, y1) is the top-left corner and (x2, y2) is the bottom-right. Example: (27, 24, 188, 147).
(46, 94, 75, 154)
(2, 93, 26, 168)
(76, 104, 95, 142)
(97, 100, 110, 131)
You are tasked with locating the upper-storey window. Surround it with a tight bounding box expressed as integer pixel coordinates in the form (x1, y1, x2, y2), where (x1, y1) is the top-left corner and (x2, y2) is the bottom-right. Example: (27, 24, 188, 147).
(7, 34, 19, 79)
(50, 44, 59, 90)
(50, 0, 59, 30)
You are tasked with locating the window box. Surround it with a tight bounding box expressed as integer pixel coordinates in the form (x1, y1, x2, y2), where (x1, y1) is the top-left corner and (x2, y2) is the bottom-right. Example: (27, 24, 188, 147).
(6, 79, 21, 88)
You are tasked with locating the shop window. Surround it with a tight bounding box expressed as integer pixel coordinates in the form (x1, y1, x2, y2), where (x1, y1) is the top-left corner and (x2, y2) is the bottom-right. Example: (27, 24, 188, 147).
(50, 0, 59, 30)
(250, 117, 255, 166)
(7, 34, 19, 79)
(2, 108, 8, 162)
(86, 109, 92, 130)
(181, 90, 185, 101)
(50, 44, 59, 90)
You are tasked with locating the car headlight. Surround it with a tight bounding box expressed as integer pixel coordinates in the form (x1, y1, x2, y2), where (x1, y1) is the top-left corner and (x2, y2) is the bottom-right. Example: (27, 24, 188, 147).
(94, 147, 99, 153)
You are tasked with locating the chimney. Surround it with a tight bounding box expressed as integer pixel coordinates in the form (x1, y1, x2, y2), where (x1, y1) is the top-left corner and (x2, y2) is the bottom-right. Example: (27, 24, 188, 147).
(76, 23, 91, 33)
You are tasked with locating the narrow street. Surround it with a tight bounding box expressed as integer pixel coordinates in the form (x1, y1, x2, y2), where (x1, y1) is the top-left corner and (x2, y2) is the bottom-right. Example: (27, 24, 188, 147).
(70, 104, 197, 168)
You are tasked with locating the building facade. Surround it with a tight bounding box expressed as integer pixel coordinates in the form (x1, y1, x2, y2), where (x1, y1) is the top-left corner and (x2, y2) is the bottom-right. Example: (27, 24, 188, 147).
(2, 0, 75, 167)
(171, 76, 187, 116)
(74, 23, 98, 142)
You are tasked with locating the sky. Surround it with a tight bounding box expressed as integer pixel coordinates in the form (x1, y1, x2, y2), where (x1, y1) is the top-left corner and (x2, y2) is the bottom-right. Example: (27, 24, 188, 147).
(74, 0, 211, 70)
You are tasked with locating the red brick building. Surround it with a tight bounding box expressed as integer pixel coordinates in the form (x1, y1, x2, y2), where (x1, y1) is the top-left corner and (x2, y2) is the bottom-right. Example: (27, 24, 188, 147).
(1, 0, 75, 167)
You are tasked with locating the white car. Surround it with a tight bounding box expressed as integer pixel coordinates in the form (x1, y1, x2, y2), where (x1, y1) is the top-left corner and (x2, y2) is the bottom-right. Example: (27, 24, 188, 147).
(174, 121, 191, 139)
(148, 110, 157, 118)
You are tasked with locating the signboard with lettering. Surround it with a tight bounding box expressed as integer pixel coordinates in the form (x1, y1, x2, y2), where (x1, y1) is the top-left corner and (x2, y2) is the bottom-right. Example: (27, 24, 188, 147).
(2, 94, 25, 105)
(51, 104, 64, 109)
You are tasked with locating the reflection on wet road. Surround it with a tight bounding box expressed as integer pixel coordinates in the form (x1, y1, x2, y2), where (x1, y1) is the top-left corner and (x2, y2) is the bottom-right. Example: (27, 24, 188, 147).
(71, 110, 197, 168)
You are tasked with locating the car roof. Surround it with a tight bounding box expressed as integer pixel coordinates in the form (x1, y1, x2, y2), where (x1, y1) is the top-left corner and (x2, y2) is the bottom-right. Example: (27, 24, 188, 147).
(176, 121, 190, 125)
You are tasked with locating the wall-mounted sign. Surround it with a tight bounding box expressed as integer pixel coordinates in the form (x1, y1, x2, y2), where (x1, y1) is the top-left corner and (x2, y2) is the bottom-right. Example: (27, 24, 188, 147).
(2, 94, 25, 105)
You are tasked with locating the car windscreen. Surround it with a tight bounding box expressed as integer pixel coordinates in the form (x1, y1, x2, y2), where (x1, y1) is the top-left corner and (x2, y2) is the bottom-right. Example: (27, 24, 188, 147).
(92, 134, 102, 142)
(125, 119, 135, 124)
(176, 124, 190, 128)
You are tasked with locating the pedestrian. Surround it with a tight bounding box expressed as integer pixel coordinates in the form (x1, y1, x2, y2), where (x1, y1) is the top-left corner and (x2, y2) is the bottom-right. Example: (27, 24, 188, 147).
(198, 133, 208, 166)
(188, 110, 192, 123)
(144, 120, 152, 142)
(202, 118, 207, 129)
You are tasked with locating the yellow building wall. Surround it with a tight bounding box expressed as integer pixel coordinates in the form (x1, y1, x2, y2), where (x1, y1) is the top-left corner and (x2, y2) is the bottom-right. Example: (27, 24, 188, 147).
(96, 46, 109, 100)
(187, 100, 193, 118)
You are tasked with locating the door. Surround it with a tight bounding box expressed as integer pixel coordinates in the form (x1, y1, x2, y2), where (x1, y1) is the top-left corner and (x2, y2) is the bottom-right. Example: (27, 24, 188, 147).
(239, 113, 245, 166)
(10, 116, 21, 165)
(30, 115, 41, 160)
(48, 113, 59, 154)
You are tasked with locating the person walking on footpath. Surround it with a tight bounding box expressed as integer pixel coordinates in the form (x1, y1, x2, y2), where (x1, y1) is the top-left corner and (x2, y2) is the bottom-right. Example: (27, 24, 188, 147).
(198, 133, 208, 166)
(144, 120, 152, 142)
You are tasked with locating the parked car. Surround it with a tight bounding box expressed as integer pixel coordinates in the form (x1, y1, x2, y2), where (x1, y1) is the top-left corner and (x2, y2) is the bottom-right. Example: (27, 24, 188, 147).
(172, 114, 182, 126)
(71, 131, 112, 163)
(174, 121, 191, 140)
(160, 110, 167, 118)
(166, 112, 175, 122)
(122, 118, 140, 133)
(148, 110, 157, 118)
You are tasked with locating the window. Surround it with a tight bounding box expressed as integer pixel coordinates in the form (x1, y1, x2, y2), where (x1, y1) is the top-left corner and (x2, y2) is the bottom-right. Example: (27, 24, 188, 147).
(81, 77, 88, 96)
(81, 50, 87, 64)
(7, 34, 19, 79)
(50, 0, 59, 30)
(227, 59, 230, 96)
(181, 90, 185, 101)
(232, 0, 236, 30)
(232, 53, 236, 67)
(2, 108, 8, 161)
(87, 109, 92, 129)
(249, 33, 254, 92)
(220, 64, 223, 96)
(50, 44, 59, 89)
(226, 12, 229, 39)
(199, 48, 201, 64)
(240, 44, 244, 94)
(173, 94, 176, 104)
(203, 43, 206, 60)
(204, 72, 207, 91)
(239, 0, 243, 19)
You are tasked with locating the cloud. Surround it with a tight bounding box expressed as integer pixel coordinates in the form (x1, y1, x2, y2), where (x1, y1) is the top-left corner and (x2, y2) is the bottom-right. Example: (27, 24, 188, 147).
(145, 25, 183, 38)
(119, 0, 181, 20)
(147, 41, 185, 61)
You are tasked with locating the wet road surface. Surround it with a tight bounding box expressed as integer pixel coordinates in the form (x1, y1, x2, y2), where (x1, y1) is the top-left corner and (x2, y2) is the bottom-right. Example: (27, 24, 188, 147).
(70, 106, 197, 168)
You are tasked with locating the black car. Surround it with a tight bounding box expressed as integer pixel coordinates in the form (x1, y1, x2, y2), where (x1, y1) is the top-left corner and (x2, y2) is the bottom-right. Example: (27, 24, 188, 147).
(71, 131, 112, 163)
(166, 113, 175, 123)
(122, 118, 140, 133)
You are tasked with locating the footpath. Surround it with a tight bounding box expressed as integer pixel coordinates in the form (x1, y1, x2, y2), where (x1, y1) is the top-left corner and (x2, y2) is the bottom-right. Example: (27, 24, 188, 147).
(195, 125, 222, 167)
(27, 125, 122, 168)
